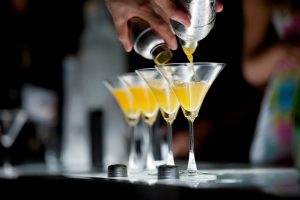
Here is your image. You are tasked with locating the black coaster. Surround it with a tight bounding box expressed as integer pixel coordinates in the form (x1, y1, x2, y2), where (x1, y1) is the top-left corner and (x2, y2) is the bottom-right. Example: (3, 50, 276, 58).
(158, 165, 179, 180)
(107, 164, 128, 177)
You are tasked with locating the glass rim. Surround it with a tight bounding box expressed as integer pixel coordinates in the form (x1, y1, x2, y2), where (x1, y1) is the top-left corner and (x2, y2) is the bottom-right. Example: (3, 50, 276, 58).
(119, 72, 138, 78)
(103, 75, 122, 83)
(135, 68, 158, 73)
(155, 62, 226, 67)
(0, 109, 22, 118)
(119, 71, 149, 87)
(103, 76, 129, 90)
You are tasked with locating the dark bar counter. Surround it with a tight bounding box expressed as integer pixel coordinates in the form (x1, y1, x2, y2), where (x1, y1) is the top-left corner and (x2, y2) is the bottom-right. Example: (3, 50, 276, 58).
(0, 163, 299, 199)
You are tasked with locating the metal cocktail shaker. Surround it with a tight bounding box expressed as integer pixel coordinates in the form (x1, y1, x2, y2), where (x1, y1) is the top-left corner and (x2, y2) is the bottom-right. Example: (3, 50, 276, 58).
(130, 18, 172, 64)
(171, 0, 216, 48)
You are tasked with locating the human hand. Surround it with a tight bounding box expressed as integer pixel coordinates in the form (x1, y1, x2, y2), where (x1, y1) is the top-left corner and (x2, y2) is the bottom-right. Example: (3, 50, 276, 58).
(105, 0, 223, 52)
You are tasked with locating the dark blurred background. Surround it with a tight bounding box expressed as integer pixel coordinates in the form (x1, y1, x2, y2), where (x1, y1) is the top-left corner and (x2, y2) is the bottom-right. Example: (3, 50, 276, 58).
(0, 0, 85, 165)
(0, 0, 299, 169)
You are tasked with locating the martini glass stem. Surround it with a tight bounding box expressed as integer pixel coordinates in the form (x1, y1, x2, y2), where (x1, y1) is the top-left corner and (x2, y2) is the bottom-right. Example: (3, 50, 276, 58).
(129, 125, 135, 153)
(128, 125, 138, 171)
(166, 122, 175, 165)
(146, 125, 155, 170)
(187, 120, 197, 171)
(3, 146, 12, 168)
(2, 141, 16, 176)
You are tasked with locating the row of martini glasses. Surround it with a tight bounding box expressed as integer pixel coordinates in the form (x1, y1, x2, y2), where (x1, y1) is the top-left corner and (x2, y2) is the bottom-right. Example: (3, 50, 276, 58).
(104, 62, 225, 178)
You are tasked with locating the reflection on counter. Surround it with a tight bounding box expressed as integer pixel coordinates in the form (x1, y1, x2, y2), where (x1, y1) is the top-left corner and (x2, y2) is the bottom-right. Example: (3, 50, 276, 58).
(65, 163, 300, 198)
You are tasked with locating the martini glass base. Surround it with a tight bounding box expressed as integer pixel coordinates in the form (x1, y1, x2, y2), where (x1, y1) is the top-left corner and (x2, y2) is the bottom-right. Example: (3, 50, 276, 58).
(179, 170, 217, 180)
(146, 169, 158, 176)
(145, 161, 167, 176)
(0, 163, 19, 178)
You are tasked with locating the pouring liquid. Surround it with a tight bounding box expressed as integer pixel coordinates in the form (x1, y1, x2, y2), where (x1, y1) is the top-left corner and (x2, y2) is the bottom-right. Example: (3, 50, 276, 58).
(182, 46, 197, 81)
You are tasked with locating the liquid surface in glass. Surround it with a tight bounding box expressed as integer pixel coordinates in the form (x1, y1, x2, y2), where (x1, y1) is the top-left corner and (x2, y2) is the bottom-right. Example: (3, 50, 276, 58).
(129, 86, 159, 126)
(172, 81, 210, 122)
(149, 80, 179, 124)
(112, 88, 140, 126)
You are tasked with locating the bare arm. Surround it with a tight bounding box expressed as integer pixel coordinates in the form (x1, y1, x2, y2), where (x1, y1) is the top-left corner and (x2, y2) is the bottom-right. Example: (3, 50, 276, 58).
(243, 43, 300, 86)
(242, 0, 300, 87)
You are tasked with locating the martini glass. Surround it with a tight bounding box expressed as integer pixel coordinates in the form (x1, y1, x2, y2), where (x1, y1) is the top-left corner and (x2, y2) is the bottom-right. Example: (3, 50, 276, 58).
(104, 77, 142, 172)
(121, 73, 160, 172)
(156, 62, 225, 177)
(0, 109, 27, 177)
(136, 68, 180, 166)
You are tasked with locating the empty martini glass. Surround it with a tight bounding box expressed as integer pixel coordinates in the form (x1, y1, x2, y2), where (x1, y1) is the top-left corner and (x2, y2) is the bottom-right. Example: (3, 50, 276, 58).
(0, 109, 27, 177)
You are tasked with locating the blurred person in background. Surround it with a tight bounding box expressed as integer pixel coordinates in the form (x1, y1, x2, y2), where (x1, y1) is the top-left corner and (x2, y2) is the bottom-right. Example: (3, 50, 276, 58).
(243, 0, 300, 88)
(245, 0, 300, 166)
